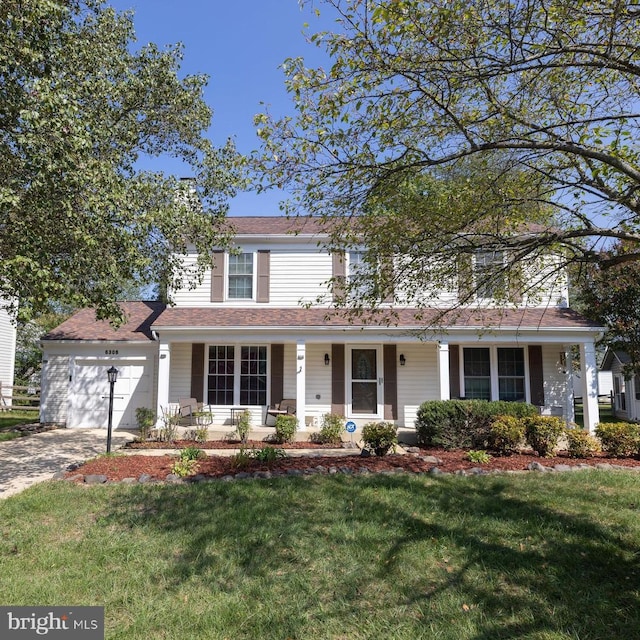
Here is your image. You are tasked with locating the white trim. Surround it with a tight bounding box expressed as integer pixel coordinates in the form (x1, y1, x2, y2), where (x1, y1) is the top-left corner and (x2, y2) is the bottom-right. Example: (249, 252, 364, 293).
(346, 344, 384, 420)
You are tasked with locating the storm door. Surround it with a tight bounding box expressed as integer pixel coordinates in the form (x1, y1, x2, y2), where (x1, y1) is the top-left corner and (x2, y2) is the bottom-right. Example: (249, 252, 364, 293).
(351, 348, 379, 415)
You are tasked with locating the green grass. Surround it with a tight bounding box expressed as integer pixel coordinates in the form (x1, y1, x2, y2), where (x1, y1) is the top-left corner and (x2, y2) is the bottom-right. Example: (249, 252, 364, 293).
(0, 410, 39, 441)
(1, 472, 639, 639)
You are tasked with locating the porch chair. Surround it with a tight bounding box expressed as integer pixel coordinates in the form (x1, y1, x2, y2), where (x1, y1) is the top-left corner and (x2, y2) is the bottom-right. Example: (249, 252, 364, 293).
(266, 399, 296, 426)
(178, 397, 208, 426)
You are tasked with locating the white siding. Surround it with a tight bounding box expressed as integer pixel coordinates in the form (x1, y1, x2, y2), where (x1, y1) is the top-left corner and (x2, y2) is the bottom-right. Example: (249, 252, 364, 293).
(304, 344, 332, 425)
(270, 252, 332, 306)
(40, 355, 69, 424)
(397, 343, 439, 427)
(0, 305, 16, 403)
(541, 345, 566, 409)
(169, 342, 191, 403)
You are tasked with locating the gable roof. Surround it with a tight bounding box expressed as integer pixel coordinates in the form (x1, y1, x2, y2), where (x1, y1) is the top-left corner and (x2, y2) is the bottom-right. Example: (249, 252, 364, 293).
(601, 348, 632, 370)
(42, 301, 166, 342)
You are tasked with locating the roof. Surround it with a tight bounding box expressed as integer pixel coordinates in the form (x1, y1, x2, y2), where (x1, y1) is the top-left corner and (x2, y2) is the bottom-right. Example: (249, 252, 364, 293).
(152, 306, 601, 331)
(225, 216, 330, 236)
(42, 302, 601, 342)
(42, 301, 166, 342)
(602, 348, 632, 370)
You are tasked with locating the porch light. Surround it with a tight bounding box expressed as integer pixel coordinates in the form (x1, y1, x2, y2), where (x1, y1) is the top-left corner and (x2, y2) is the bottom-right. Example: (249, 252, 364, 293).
(324, 353, 330, 366)
(106, 366, 119, 453)
(399, 354, 406, 366)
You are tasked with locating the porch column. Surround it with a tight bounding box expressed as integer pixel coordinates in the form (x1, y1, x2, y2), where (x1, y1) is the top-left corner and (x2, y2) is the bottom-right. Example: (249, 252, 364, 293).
(437, 342, 450, 400)
(563, 345, 575, 424)
(296, 340, 307, 431)
(579, 341, 600, 433)
(156, 340, 171, 427)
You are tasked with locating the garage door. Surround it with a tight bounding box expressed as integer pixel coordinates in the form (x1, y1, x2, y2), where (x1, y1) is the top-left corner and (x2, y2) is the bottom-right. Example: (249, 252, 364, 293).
(68, 358, 153, 429)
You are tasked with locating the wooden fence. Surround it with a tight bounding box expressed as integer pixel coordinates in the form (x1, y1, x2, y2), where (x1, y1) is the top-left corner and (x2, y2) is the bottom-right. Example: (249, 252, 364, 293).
(0, 382, 40, 411)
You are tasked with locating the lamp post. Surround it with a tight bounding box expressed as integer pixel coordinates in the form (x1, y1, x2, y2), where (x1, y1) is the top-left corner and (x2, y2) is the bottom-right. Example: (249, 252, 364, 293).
(106, 366, 119, 453)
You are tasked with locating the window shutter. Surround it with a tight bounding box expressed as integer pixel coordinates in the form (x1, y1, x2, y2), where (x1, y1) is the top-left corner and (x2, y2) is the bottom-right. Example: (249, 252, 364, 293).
(210, 251, 225, 302)
(381, 256, 395, 303)
(383, 344, 398, 419)
(191, 343, 205, 403)
(332, 252, 346, 302)
(449, 345, 460, 399)
(270, 344, 284, 405)
(257, 250, 270, 303)
(528, 345, 545, 406)
(331, 344, 345, 414)
(508, 261, 524, 303)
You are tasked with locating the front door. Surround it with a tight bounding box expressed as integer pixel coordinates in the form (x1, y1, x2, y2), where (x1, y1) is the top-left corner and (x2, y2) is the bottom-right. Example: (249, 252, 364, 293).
(350, 347, 380, 416)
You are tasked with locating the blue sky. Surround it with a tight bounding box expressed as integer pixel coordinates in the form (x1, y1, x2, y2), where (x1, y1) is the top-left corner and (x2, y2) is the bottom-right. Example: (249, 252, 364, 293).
(107, 0, 330, 216)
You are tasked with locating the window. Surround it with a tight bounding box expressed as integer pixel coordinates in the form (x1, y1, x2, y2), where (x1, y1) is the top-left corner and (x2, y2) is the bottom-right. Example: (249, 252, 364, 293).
(207, 345, 267, 406)
(474, 250, 505, 299)
(228, 253, 253, 299)
(462, 346, 526, 402)
(497, 348, 526, 402)
(463, 348, 491, 400)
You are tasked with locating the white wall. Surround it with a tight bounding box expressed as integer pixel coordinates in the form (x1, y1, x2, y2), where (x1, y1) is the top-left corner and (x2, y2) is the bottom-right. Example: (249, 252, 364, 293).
(0, 305, 16, 405)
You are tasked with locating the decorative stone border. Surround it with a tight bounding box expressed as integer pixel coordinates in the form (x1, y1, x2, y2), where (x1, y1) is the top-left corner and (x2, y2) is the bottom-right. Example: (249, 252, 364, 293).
(54, 457, 640, 487)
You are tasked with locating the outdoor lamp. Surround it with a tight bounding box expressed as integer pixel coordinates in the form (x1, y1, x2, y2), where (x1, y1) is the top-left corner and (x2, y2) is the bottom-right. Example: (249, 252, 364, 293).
(106, 366, 119, 453)
(324, 353, 330, 366)
(399, 354, 406, 366)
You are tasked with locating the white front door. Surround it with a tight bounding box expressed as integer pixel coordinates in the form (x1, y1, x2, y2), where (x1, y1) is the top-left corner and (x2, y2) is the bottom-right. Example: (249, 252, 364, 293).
(68, 359, 152, 429)
(348, 346, 383, 419)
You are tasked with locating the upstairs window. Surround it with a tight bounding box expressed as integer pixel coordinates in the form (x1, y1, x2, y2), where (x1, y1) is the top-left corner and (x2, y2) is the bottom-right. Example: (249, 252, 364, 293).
(228, 253, 253, 299)
(474, 250, 505, 299)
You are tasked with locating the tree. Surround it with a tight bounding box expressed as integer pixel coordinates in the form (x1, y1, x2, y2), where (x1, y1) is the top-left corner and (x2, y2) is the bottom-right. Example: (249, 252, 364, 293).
(577, 243, 640, 376)
(1, 0, 242, 323)
(255, 0, 640, 311)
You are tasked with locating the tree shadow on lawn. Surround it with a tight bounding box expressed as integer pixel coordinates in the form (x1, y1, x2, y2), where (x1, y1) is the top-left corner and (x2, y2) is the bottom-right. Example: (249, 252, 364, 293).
(104, 473, 640, 639)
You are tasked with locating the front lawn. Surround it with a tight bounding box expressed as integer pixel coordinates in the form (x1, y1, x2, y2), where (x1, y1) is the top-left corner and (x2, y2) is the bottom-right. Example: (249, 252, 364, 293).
(1, 472, 639, 639)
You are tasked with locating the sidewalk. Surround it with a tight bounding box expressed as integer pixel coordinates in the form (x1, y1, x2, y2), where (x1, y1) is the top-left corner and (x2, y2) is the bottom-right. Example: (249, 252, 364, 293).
(0, 428, 135, 499)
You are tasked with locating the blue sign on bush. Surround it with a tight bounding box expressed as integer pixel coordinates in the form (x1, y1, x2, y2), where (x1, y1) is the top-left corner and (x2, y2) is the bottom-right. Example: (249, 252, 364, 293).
(345, 420, 357, 433)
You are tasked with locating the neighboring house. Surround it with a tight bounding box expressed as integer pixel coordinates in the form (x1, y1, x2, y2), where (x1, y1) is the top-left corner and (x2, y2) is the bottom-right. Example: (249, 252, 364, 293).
(601, 349, 640, 422)
(0, 302, 17, 408)
(40, 216, 604, 432)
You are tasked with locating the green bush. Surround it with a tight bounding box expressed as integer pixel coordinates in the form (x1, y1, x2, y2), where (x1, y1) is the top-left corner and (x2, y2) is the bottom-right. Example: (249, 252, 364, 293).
(488, 415, 525, 456)
(135, 407, 155, 441)
(311, 413, 344, 445)
(236, 409, 252, 444)
(171, 457, 199, 477)
(595, 422, 640, 458)
(180, 446, 205, 462)
(274, 414, 298, 444)
(251, 446, 286, 465)
(362, 421, 397, 456)
(415, 400, 537, 450)
(564, 426, 601, 458)
(524, 416, 565, 457)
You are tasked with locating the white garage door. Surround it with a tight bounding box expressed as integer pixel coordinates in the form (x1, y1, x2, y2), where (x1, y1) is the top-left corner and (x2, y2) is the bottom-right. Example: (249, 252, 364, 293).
(68, 358, 153, 429)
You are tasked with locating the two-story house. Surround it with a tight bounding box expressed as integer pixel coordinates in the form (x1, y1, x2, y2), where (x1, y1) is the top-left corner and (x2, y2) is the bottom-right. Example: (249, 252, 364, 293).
(40, 216, 604, 433)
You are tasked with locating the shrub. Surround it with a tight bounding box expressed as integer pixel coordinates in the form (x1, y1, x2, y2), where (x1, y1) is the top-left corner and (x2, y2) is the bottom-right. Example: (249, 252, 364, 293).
(180, 446, 205, 462)
(488, 415, 525, 456)
(251, 446, 286, 465)
(236, 409, 252, 444)
(274, 414, 298, 444)
(362, 421, 397, 456)
(564, 426, 601, 458)
(415, 400, 537, 450)
(595, 422, 640, 458)
(311, 413, 344, 445)
(171, 457, 199, 478)
(135, 407, 155, 441)
(466, 450, 492, 464)
(159, 406, 180, 442)
(230, 447, 253, 471)
(524, 416, 565, 457)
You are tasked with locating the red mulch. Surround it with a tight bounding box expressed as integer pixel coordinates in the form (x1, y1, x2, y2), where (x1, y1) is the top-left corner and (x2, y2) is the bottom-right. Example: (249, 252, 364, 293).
(67, 445, 640, 483)
(124, 439, 340, 450)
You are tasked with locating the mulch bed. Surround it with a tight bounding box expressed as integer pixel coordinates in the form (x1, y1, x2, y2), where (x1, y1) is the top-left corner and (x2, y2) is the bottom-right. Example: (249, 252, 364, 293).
(68, 444, 640, 483)
(124, 439, 344, 450)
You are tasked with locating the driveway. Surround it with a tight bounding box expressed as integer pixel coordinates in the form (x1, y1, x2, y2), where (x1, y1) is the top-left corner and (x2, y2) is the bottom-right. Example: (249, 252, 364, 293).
(0, 428, 135, 499)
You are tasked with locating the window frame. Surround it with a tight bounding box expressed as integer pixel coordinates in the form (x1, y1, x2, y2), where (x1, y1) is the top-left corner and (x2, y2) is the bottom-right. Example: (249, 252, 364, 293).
(460, 345, 529, 403)
(473, 249, 506, 300)
(227, 252, 255, 300)
(206, 343, 268, 406)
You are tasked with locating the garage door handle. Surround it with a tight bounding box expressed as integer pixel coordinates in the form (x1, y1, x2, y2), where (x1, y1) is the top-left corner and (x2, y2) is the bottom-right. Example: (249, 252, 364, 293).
(101, 396, 125, 400)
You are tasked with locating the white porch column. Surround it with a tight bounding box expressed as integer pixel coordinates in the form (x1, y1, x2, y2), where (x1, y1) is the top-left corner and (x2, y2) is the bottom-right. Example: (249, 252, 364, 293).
(156, 340, 171, 427)
(579, 341, 600, 433)
(437, 342, 450, 400)
(563, 345, 575, 424)
(296, 340, 307, 431)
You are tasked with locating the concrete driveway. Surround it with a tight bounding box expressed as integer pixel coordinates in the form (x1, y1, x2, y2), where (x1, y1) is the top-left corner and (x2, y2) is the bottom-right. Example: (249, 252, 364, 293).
(0, 428, 135, 499)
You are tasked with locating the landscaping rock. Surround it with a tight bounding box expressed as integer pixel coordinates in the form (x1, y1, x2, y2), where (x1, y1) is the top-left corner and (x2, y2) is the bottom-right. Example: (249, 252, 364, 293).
(84, 474, 108, 485)
(165, 474, 183, 483)
(527, 462, 549, 472)
(138, 474, 153, 484)
(422, 455, 443, 464)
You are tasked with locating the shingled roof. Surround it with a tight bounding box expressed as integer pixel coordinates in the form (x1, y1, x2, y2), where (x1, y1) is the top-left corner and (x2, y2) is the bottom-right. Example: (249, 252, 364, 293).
(43, 301, 166, 342)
